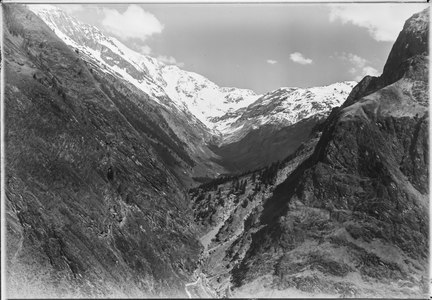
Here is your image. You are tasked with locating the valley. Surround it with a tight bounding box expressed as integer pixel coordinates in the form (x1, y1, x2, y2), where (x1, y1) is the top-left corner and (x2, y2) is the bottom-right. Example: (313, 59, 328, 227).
(3, 3, 430, 299)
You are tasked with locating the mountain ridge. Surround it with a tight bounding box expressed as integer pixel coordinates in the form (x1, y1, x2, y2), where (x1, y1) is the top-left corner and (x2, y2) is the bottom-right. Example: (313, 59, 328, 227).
(29, 4, 356, 142)
(29, 3, 360, 178)
(28, 4, 261, 132)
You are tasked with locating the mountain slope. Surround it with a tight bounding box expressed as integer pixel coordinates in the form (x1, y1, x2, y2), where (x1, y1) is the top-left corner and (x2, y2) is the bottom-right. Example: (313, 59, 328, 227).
(29, 4, 354, 147)
(191, 8, 429, 298)
(190, 131, 323, 297)
(28, 4, 261, 131)
(231, 8, 429, 297)
(210, 82, 356, 173)
(210, 114, 325, 173)
(214, 81, 356, 142)
(4, 4, 202, 297)
(28, 4, 359, 178)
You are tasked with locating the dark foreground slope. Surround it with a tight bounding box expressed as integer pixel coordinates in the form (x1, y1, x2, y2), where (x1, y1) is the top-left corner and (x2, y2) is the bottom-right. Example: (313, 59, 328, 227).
(4, 4, 201, 297)
(192, 8, 429, 298)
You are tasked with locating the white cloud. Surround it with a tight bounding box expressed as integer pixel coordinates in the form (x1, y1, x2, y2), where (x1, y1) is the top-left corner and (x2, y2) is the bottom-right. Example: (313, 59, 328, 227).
(329, 4, 428, 42)
(289, 52, 313, 65)
(157, 55, 185, 68)
(102, 5, 164, 40)
(267, 59, 278, 65)
(337, 52, 380, 81)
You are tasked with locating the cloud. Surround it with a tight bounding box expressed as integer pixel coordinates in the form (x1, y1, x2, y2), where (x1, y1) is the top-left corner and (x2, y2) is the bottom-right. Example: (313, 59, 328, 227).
(329, 4, 428, 42)
(337, 52, 380, 81)
(289, 52, 313, 65)
(267, 59, 278, 65)
(157, 55, 185, 68)
(102, 5, 164, 40)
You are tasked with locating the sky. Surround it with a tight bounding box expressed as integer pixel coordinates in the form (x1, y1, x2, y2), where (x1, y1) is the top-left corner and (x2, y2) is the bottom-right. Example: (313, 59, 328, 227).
(56, 3, 428, 94)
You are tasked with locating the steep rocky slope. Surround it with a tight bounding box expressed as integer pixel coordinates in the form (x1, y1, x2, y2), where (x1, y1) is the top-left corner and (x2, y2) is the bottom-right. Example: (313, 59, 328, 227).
(191, 8, 429, 298)
(4, 4, 202, 297)
(190, 131, 323, 297)
(27, 4, 239, 184)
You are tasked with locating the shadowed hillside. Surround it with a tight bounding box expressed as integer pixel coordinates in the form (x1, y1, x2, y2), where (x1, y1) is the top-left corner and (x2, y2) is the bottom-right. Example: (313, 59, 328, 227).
(4, 4, 201, 297)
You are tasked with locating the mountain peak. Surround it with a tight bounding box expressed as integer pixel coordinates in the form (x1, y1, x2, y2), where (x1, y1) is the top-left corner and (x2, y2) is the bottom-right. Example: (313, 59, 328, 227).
(381, 8, 429, 84)
(404, 7, 429, 34)
(343, 8, 429, 109)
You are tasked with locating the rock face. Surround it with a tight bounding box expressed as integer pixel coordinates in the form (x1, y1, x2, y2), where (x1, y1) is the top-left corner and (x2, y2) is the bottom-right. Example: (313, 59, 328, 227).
(191, 8, 429, 298)
(4, 4, 202, 297)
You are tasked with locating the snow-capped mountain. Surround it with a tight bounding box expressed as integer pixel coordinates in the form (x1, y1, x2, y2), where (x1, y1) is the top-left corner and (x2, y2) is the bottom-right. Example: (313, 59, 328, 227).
(215, 81, 357, 142)
(159, 66, 260, 128)
(29, 4, 356, 143)
(28, 4, 260, 130)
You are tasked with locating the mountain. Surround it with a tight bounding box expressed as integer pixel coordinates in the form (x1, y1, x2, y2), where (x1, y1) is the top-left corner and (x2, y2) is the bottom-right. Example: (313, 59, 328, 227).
(190, 8, 429, 298)
(4, 4, 204, 297)
(29, 4, 354, 147)
(209, 82, 356, 173)
(28, 4, 261, 132)
(28, 4, 357, 177)
(6, 3, 424, 299)
(213, 81, 356, 143)
(160, 68, 260, 131)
